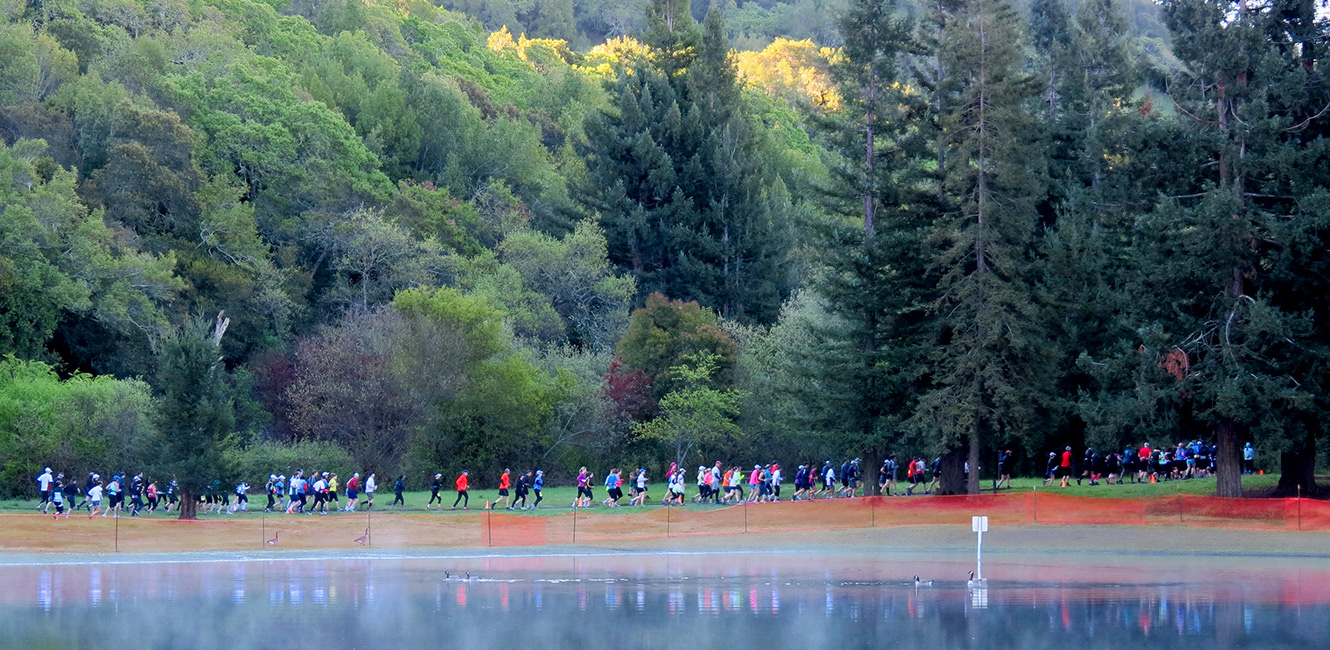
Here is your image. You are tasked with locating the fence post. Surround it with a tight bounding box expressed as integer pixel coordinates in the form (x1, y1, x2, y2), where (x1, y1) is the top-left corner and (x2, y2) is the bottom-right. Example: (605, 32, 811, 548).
(743, 500, 748, 534)
(114, 513, 119, 553)
(367, 512, 372, 548)
(1298, 485, 1302, 531)
(1032, 486, 1037, 525)
(486, 507, 492, 547)
(666, 503, 671, 538)
(262, 514, 265, 549)
(572, 507, 577, 544)
(871, 497, 876, 528)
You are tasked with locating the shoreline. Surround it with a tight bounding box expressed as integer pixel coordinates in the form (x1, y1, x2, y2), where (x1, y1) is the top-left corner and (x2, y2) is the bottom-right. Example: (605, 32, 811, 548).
(4, 523, 1329, 565)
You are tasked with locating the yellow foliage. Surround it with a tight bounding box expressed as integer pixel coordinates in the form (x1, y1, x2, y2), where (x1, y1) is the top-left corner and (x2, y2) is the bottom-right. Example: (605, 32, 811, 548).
(487, 27, 575, 69)
(735, 38, 840, 111)
(576, 36, 650, 78)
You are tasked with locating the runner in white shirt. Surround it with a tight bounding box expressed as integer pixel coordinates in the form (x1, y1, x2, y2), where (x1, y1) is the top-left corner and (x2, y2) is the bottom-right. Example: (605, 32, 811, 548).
(87, 482, 104, 518)
(36, 468, 54, 514)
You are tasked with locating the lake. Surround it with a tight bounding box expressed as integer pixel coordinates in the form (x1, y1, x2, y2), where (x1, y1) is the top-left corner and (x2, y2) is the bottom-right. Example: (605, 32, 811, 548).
(3, 548, 1326, 649)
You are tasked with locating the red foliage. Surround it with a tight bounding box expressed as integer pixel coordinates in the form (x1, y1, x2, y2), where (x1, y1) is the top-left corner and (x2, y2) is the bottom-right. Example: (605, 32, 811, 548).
(602, 356, 655, 422)
(1159, 347, 1189, 382)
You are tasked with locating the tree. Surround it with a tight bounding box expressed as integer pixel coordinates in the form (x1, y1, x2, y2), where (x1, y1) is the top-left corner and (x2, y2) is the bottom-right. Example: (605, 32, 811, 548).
(499, 219, 637, 350)
(581, 5, 793, 323)
(910, 0, 1051, 494)
(634, 352, 745, 466)
(1117, 0, 1330, 497)
(153, 314, 235, 520)
(811, 0, 930, 490)
(616, 292, 737, 398)
(0, 357, 155, 498)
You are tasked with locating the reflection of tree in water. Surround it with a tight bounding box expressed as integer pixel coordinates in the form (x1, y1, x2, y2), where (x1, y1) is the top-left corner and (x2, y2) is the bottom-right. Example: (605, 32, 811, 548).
(3, 562, 1328, 649)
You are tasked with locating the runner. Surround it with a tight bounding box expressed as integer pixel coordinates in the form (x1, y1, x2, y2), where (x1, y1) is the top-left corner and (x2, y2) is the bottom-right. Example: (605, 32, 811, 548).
(344, 473, 359, 511)
(513, 470, 531, 510)
(327, 473, 339, 509)
(265, 475, 278, 512)
(710, 462, 723, 503)
(747, 465, 761, 503)
(61, 475, 80, 516)
(129, 472, 146, 516)
(233, 480, 250, 513)
(451, 470, 469, 510)
(493, 469, 510, 510)
(86, 478, 103, 519)
(81, 473, 97, 511)
(364, 473, 376, 510)
(166, 478, 179, 512)
(311, 474, 328, 514)
(50, 475, 66, 519)
(531, 470, 544, 509)
(146, 481, 158, 512)
(105, 475, 121, 517)
(630, 468, 648, 506)
(770, 464, 782, 501)
(1060, 446, 1073, 488)
(694, 466, 709, 503)
(428, 473, 443, 509)
(602, 469, 623, 507)
(391, 475, 405, 507)
(995, 450, 1012, 490)
(573, 467, 594, 508)
(36, 467, 54, 514)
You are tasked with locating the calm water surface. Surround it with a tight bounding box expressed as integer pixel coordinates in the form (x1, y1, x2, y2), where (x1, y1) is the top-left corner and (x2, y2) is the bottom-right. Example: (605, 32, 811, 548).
(3, 550, 1326, 649)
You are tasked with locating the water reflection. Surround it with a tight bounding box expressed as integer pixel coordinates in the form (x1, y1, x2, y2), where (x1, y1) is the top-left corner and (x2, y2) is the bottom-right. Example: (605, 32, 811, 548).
(3, 555, 1328, 649)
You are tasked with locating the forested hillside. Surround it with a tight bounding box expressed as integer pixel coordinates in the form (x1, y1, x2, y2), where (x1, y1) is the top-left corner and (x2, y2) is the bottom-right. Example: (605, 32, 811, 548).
(1, 0, 1327, 502)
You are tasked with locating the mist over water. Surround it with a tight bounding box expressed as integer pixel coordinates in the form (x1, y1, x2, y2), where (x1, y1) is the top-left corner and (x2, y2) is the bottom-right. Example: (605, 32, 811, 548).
(3, 551, 1326, 649)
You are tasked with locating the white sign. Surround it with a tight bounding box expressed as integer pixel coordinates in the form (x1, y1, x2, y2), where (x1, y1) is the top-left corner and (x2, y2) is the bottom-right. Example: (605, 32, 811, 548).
(971, 515, 988, 532)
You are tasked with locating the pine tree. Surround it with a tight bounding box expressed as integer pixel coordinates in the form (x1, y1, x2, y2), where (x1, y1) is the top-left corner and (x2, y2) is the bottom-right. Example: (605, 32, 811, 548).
(810, 0, 928, 483)
(1120, 0, 1330, 497)
(911, 0, 1052, 494)
(153, 314, 235, 519)
(581, 4, 791, 323)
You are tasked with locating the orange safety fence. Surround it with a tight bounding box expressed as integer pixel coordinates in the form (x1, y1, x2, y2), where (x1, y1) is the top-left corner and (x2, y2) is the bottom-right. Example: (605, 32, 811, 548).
(2, 494, 1328, 553)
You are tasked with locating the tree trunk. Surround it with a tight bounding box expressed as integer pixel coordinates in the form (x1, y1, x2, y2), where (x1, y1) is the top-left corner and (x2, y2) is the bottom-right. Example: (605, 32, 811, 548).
(938, 447, 967, 495)
(967, 419, 981, 495)
(178, 490, 198, 520)
(1277, 428, 1318, 497)
(1215, 417, 1242, 498)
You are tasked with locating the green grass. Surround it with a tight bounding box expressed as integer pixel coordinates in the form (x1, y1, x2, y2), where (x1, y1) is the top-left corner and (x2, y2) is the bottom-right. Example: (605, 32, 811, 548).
(984, 472, 1282, 498)
(1, 473, 1300, 517)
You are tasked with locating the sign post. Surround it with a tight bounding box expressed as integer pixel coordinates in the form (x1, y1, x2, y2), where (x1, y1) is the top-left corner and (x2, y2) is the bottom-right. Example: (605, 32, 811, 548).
(971, 515, 988, 582)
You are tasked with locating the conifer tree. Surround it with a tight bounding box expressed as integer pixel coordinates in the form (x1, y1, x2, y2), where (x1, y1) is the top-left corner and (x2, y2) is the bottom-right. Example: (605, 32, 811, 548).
(911, 0, 1051, 494)
(582, 4, 791, 322)
(1118, 0, 1330, 497)
(810, 0, 928, 482)
(153, 314, 235, 519)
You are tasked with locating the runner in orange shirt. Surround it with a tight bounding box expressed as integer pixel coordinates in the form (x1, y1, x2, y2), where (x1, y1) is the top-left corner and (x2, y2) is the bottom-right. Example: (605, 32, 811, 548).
(493, 469, 511, 510)
(451, 470, 470, 510)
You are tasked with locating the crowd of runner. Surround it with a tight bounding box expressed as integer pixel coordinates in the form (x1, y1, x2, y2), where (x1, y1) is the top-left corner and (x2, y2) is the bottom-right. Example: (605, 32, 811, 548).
(30, 442, 1243, 518)
(1039, 441, 1253, 488)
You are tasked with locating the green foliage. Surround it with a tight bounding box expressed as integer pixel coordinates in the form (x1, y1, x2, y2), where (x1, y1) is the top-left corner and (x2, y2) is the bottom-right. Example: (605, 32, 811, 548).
(0, 139, 181, 360)
(150, 316, 236, 515)
(617, 293, 737, 396)
(634, 351, 746, 465)
(499, 219, 637, 349)
(224, 439, 355, 483)
(0, 357, 155, 498)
